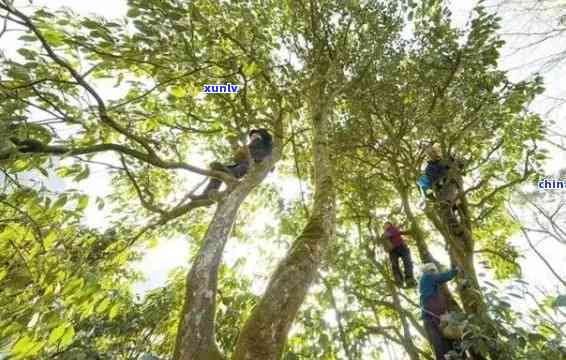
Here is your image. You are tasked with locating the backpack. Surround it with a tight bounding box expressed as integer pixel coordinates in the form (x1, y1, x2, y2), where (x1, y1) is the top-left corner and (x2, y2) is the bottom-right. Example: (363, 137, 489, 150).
(417, 175, 433, 194)
(440, 312, 467, 339)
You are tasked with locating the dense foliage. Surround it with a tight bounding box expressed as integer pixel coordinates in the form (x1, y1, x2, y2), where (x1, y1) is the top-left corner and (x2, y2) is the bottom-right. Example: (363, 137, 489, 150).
(1, 0, 565, 359)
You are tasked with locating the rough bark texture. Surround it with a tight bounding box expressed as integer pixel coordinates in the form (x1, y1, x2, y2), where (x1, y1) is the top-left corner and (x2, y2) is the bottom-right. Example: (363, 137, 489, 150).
(432, 177, 486, 318)
(232, 91, 335, 360)
(397, 184, 461, 314)
(426, 172, 493, 360)
(173, 187, 248, 360)
(173, 130, 282, 360)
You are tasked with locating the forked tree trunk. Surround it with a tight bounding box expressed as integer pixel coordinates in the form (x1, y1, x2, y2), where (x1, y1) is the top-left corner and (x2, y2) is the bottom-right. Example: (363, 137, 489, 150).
(173, 137, 282, 360)
(232, 91, 336, 360)
(426, 177, 492, 360)
(397, 184, 462, 313)
(173, 188, 250, 360)
(433, 178, 486, 317)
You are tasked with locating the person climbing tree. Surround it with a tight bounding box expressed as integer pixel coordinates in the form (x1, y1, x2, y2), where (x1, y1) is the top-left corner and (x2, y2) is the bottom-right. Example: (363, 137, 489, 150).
(421, 143, 469, 238)
(423, 143, 465, 205)
(191, 128, 273, 201)
(424, 144, 448, 187)
(382, 221, 417, 288)
(419, 263, 459, 360)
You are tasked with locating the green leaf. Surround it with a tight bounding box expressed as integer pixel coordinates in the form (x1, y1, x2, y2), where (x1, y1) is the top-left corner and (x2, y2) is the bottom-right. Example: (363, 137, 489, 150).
(74, 166, 90, 182)
(17, 48, 37, 61)
(96, 196, 105, 210)
(0, 268, 7, 282)
(59, 325, 75, 347)
(48, 323, 69, 345)
(35, 9, 54, 18)
(77, 195, 89, 211)
(42, 29, 65, 47)
(12, 159, 30, 172)
(43, 231, 57, 249)
(553, 294, 566, 307)
(19, 35, 37, 42)
(170, 85, 187, 98)
(12, 335, 34, 355)
(243, 62, 257, 77)
(82, 19, 99, 29)
(109, 304, 120, 319)
(127, 8, 141, 17)
(37, 167, 49, 177)
(96, 297, 112, 314)
(53, 194, 68, 209)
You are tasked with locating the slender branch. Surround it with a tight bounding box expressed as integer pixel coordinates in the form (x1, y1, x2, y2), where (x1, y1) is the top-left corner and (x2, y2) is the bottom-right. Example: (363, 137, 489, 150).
(2, 4, 157, 156)
(120, 155, 166, 215)
(108, 66, 211, 110)
(471, 150, 533, 208)
(511, 210, 566, 288)
(11, 139, 237, 184)
(474, 248, 518, 266)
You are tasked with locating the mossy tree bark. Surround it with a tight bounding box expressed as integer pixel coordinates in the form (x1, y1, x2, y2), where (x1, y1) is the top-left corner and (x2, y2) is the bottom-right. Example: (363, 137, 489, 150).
(396, 183, 462, 314)
(427, 174, 486, 318)
(232, 81, 336, 360)
(173, 117, 284, 360)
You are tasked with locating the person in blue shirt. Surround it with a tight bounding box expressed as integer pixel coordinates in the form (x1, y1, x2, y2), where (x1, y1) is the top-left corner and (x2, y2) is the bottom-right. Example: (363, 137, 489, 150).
(419, 263, 459, 360)
(421, 144, 465, 199)
(424, 144, 450, 187)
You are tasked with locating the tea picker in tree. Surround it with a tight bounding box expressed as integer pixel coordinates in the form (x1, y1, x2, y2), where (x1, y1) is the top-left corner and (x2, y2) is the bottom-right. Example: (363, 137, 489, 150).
(419, 263, 461, 360)
(382, 221, 417, 289)
(191, 128, 273, 201)
(421, 143, 465, 205)
(419, 144, 467, 236)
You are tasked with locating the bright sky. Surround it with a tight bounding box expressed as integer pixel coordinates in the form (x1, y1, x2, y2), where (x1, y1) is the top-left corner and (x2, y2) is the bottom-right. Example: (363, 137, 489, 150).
(3, 0, 565, 357)
(450, 0, 566, 310)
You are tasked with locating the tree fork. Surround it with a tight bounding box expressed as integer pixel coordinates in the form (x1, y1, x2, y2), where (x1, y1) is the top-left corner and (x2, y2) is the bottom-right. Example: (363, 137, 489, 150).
(431, 182, 496, 360)
(173, 111, 284, 359)
(397, 184, 462, 313)
(232, 89, 336, 360)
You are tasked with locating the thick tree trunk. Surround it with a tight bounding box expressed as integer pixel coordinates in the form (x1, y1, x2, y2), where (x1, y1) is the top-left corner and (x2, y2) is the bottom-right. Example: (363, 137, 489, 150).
(397, 185, 461, 313)
(173, 138, 282, 359)
(433, 179, 486, 317)
(232, 93, 335, 360)
(427, 178, 493, 360)
(173, 187, 248, 360)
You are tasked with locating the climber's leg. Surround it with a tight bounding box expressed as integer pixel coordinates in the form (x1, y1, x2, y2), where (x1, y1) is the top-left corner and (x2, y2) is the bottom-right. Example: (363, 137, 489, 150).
(399, 245, 416, 288)
(191, 162, 230, 200)
(389, 248, 404, 287)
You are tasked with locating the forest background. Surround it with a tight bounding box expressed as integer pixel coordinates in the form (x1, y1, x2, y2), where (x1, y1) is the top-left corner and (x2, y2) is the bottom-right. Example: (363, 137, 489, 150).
(1, 0, 565, 359)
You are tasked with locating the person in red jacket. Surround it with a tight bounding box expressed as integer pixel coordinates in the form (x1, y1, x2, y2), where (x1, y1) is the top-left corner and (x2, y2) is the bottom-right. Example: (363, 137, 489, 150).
(383, 221, 417, 288)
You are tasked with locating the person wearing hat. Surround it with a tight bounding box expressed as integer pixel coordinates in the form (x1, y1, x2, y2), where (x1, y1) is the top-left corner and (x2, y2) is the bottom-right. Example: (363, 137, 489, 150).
(191, 128, 273, 200)
(419, 263, 459, 360)
(382, 221, 417, 288)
